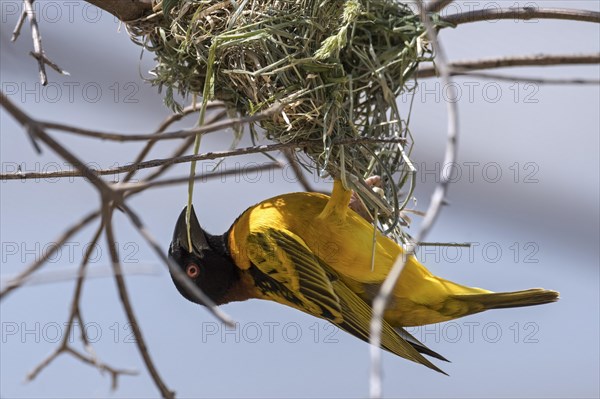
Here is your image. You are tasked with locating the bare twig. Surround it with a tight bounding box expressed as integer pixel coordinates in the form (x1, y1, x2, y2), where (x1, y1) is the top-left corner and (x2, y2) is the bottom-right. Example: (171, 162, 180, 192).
(417, 53, 600, 78)
(83, 0, 153, 21)
(0, 137, 405, 181)
(369, 2, 460, 396)
(448, 71, 600, 85)
(142, 135, 197, 182)
(64, 347, 138, 390)
(123, 103, 226, 183)
(25, 347, 62, 381)
(0, 92, 113, 197)
(64, 223, 105, 337)
(0, 211, 100, 299)
(41, 103, 281, 142)
(442, 7, 600, 26)
(103, 205, 175, 399)
(283, 149, 316, 192)
(1, 264, 159, 287)
(118, 162, 283, 194)
(20, 0, 68, 85)
(11, 7, 27, 42)
(2, 94, 247, 397)
(25, 344, 137, 386)
(25, 222, 137, 389)
(427, 0, 454, 13)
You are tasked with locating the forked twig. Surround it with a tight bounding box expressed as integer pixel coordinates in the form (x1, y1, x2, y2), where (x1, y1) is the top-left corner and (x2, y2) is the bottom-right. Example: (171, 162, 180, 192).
(26, 222, 138, 389)
(1, 92, 249, 398)
(15, 0, 69, 85)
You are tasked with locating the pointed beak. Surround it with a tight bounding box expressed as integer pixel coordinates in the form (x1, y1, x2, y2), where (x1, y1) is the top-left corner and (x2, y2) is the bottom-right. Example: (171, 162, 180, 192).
(171, 205, 207, 256)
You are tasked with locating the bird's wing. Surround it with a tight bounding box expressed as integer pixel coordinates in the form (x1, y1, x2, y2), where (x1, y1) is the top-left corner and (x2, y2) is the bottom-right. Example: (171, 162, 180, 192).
(246, 228, 343, 322)
(246, 228, 446, 373)
(330, 274, 447, 374)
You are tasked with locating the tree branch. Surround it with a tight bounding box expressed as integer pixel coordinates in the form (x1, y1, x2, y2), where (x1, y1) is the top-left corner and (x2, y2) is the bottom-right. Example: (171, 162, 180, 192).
(0, 211, 100, 300)
(123, 103, 226, 183)
(441, 7, 600, 26)
(0, 137, 405, 181)
(451, 71, 600, 85)
(416, 53, 600, 78)
(21, 0, 68, 85)
(2, 93, 253, 396)
(25, 222, 137, 389)
(0, 92, 114, 197)
(40, 103, 282, 142)
(84, 0, 154, 22)
(427, 0, 454, 13)
(103, 205, 175, 399)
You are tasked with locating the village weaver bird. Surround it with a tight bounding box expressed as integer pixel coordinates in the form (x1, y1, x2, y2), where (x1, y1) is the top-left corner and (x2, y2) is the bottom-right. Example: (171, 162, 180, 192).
(168, 180, 559, 373)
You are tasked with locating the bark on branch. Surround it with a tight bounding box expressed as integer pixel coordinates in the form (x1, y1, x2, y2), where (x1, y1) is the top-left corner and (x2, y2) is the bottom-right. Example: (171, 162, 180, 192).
(84, 0, 154, 21)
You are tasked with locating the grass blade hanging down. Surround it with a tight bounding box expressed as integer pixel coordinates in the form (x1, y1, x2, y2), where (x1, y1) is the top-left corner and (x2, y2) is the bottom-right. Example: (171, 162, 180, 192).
(185, 30, 271, 249)
(185, 31, 218, 249)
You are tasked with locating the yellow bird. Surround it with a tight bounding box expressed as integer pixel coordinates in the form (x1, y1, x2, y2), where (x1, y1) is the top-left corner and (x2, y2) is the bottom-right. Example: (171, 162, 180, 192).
(168, 180, 559, 373)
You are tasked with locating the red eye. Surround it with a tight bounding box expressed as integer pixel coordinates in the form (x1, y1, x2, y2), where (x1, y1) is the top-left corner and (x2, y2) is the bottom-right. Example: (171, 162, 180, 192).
(186, 263, 200, 278)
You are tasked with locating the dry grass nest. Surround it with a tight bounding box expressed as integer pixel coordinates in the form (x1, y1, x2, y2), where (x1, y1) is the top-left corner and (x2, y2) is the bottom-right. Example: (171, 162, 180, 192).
(128, 0, 443, 234)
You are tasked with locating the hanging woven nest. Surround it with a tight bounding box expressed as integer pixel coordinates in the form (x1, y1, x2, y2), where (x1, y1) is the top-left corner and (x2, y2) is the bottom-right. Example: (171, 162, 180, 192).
(128, 0, 437, 233)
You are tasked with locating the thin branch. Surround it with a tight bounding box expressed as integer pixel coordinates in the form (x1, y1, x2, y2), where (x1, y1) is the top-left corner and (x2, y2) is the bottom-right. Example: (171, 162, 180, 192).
(29, 51, 69, 76)
(0, 211, 100, 300)
(118, 162, 283, 194)
(11, 7, 27, 42)
(123, 102, 226, 183)
(3, 95, 242, 397)
(103, 205, 175, 399)
(25, 221, 137, 388)
(369, 1, 460, 396)
(25, 345, 137, 387)
(25, 347, 61, 381)
(0, 137, 405, 181)
(450, 71, 600, 85)
(23, 0, 46, 85)
(130, 109, 229, 184)
(21, 0, 68, 85)
(142, 135, 197, 182)
(0, 92, 114, 197)
(41, 103, 281, 142)
(3, 263, 160, 286)
(283, 149, 316, 192)
(416, 53, 600, 78)
(427, 0, 454, 13)
(441, 7, 600, 26)
(64, 222, 105, 342)
(83, 0, 153, 22)
(64, 347, 138, 390)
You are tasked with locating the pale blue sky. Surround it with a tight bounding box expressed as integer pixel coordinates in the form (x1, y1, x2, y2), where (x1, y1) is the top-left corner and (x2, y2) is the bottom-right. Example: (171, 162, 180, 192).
(1, 1, 599, 398)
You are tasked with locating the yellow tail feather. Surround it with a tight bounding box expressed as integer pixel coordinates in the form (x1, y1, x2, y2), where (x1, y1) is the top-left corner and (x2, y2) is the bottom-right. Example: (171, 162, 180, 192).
(451, 288, 560, 310)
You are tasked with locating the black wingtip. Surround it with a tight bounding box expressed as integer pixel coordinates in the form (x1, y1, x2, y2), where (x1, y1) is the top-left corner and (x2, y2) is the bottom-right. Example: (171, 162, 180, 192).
(413, 344, 451, 363)
(422, 357, 449, 376)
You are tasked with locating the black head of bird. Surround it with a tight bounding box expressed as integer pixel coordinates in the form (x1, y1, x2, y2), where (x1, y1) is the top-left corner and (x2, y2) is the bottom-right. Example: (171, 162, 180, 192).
(168, 206, 239, 306)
